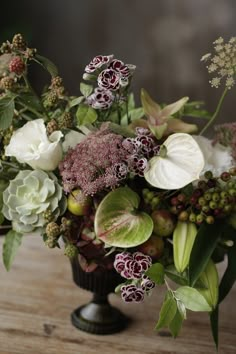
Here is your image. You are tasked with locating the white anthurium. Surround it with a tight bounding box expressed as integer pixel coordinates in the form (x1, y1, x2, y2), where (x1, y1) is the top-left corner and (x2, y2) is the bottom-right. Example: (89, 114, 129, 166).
(144, 133, 205, 189)
(5, 119, 63, 171)
(62, 130, 86, 152)
(193, 135, 233, 176)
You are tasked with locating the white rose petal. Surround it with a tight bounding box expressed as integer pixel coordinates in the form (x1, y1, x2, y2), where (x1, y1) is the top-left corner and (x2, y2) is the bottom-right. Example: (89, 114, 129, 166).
(5, 119, 63, 171)
(144, 133, 205, 189)
(193, 135, 233, 176)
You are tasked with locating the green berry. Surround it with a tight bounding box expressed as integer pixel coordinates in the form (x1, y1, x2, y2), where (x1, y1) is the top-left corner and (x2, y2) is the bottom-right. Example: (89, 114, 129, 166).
(146, 191, 154, 201)
(212, 192, 220, 202)
(209, 201, 217, 209)
(204, 171, 213, 179)
(196, 214, 204, 224)
(206, 216, 214, 224)
(189, 213, 196, 222)
(178, 211, 189, 221)
(204, 192, 212, 201)
(198, 197, 207, 206)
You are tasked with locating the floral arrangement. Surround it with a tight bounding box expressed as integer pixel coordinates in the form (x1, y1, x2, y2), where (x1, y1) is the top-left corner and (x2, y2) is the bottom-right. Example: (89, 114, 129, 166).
(0, 34, 236, 346)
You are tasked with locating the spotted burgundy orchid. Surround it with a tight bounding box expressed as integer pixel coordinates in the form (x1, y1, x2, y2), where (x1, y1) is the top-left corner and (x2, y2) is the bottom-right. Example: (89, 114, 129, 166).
(141, 275, 156, 292)
(108, 59, 131, 78)
(85, 54, 114, 73)
(87, 87, 114, 110)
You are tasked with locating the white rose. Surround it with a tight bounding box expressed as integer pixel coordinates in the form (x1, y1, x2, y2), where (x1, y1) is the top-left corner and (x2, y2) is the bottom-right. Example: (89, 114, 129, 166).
(5, 119, 63, 171)
(193, 135, 233, 176)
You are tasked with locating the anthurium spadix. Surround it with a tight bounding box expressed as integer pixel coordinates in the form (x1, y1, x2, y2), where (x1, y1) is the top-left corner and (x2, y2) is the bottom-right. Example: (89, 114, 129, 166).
(94, 187, 153, 247)
(144, 133, 205, 189)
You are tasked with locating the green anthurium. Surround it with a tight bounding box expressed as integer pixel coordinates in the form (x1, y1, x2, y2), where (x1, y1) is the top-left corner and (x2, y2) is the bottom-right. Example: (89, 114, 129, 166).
(94, 187, 153, 247)
(144, 133, 205, 190)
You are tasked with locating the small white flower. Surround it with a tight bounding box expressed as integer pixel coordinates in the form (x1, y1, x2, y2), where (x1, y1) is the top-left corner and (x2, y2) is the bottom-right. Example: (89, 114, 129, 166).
(5, 119, 63, 171)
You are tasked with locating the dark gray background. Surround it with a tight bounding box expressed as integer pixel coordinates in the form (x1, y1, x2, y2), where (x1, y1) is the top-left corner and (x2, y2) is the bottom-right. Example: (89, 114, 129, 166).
(1, 0, 236, 133)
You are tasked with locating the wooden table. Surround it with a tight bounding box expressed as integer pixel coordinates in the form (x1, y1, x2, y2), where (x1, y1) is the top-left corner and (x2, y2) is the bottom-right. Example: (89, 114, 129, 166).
(0, 235, 235, 354)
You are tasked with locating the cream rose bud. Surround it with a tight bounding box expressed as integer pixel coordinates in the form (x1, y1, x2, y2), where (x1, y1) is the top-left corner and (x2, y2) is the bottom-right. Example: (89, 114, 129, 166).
(5, 119, 63, 171)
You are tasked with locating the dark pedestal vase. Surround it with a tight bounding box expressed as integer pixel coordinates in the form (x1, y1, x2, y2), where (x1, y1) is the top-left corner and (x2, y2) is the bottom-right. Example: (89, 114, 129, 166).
(70, 257, 128, 335)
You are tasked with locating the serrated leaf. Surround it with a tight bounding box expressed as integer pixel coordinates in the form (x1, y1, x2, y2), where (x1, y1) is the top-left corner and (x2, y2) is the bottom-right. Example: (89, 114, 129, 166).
(95, 187, 153, 248)
(35, 54, 58, 77)
(197, 259, 219, 309)
(175, 286, 211, 312)
(76, 103, 97, 126)
(80, 83, 93, 98)
(0, 95, 15, 129)
(173, 221, 197, 273)
(155, 291, 177, 330)
(3, 230, 23, 271)
(145, 262, 165, 284)
(168, 308, 184, 338)
(189, 222, 224, 286)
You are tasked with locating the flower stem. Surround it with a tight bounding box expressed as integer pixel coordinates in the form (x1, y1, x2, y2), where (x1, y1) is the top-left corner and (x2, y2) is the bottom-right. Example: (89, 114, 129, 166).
(200, 87, 228, 135)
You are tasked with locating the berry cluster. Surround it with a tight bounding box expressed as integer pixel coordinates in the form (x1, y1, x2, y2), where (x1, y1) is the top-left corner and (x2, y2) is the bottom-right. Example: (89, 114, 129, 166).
(170, 168, 236, 225)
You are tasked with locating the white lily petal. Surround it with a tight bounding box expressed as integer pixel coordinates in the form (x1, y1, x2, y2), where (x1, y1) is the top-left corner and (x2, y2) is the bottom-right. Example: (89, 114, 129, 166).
(144, 133, 205, 189)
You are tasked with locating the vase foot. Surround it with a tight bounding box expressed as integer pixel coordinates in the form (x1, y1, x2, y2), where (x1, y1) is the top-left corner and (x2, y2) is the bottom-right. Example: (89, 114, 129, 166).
(71, 301, 128, 335)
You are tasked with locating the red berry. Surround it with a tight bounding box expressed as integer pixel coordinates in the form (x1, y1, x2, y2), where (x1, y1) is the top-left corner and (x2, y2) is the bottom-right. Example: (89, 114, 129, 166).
(9, 56, 25, 75)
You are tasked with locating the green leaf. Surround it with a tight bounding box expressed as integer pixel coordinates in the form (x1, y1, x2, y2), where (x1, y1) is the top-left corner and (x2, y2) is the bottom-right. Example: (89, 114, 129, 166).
(218, 226, 236, 303)
(16, 90, 42, 112)
(0, 95, 15, 129)
(121, 107, 144, 125)
(128, 93, 135, 110)
(197, 259, 219, 309)
(188, 222, 224, 286)
(95, 187, 153, 248)
(3, 230, 23, 271)
(165, 264, 207, 288)
(80, 83, 93, 98)
(175, 286, 211, 312)
(109, 122, 135, 137)
(168, 307, 184, 338)
(210, 306, 219, 349)
(155, 292, 177, 330)
(145, 263, 165, 285)
(76, 103, 97, 126)
(69, 96, 84, 108)
(35, 54, 58, 77)
(173, 221, 197, 273)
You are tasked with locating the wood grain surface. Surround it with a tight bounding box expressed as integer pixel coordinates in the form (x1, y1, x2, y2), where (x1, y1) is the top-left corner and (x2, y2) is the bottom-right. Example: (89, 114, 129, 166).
(0, 235, 235, 354)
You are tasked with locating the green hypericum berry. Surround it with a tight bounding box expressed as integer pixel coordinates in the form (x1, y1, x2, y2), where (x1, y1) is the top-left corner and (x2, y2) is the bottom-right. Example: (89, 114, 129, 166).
(228, 189, 236, 197)
(64, 244, 78, 259)
(206, 215, 214, 224)
(202, 205, 210, 213)
(223, 205, 233, 213)
(204, 171, 213, 179)
(198, 197, 207, 206)
(196, 214, 204, 223)
(227, 180, 234, 189)
(151, 196, 160, 208)
(204, 192, 212, 201)
(209, 201, 217, 209)
(178, 211, 189, 221)
(212, 192, 220, 202)
(189, 213, 196, 222)
(220, 191, 228, 198)
(146, 191, 154, 201)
